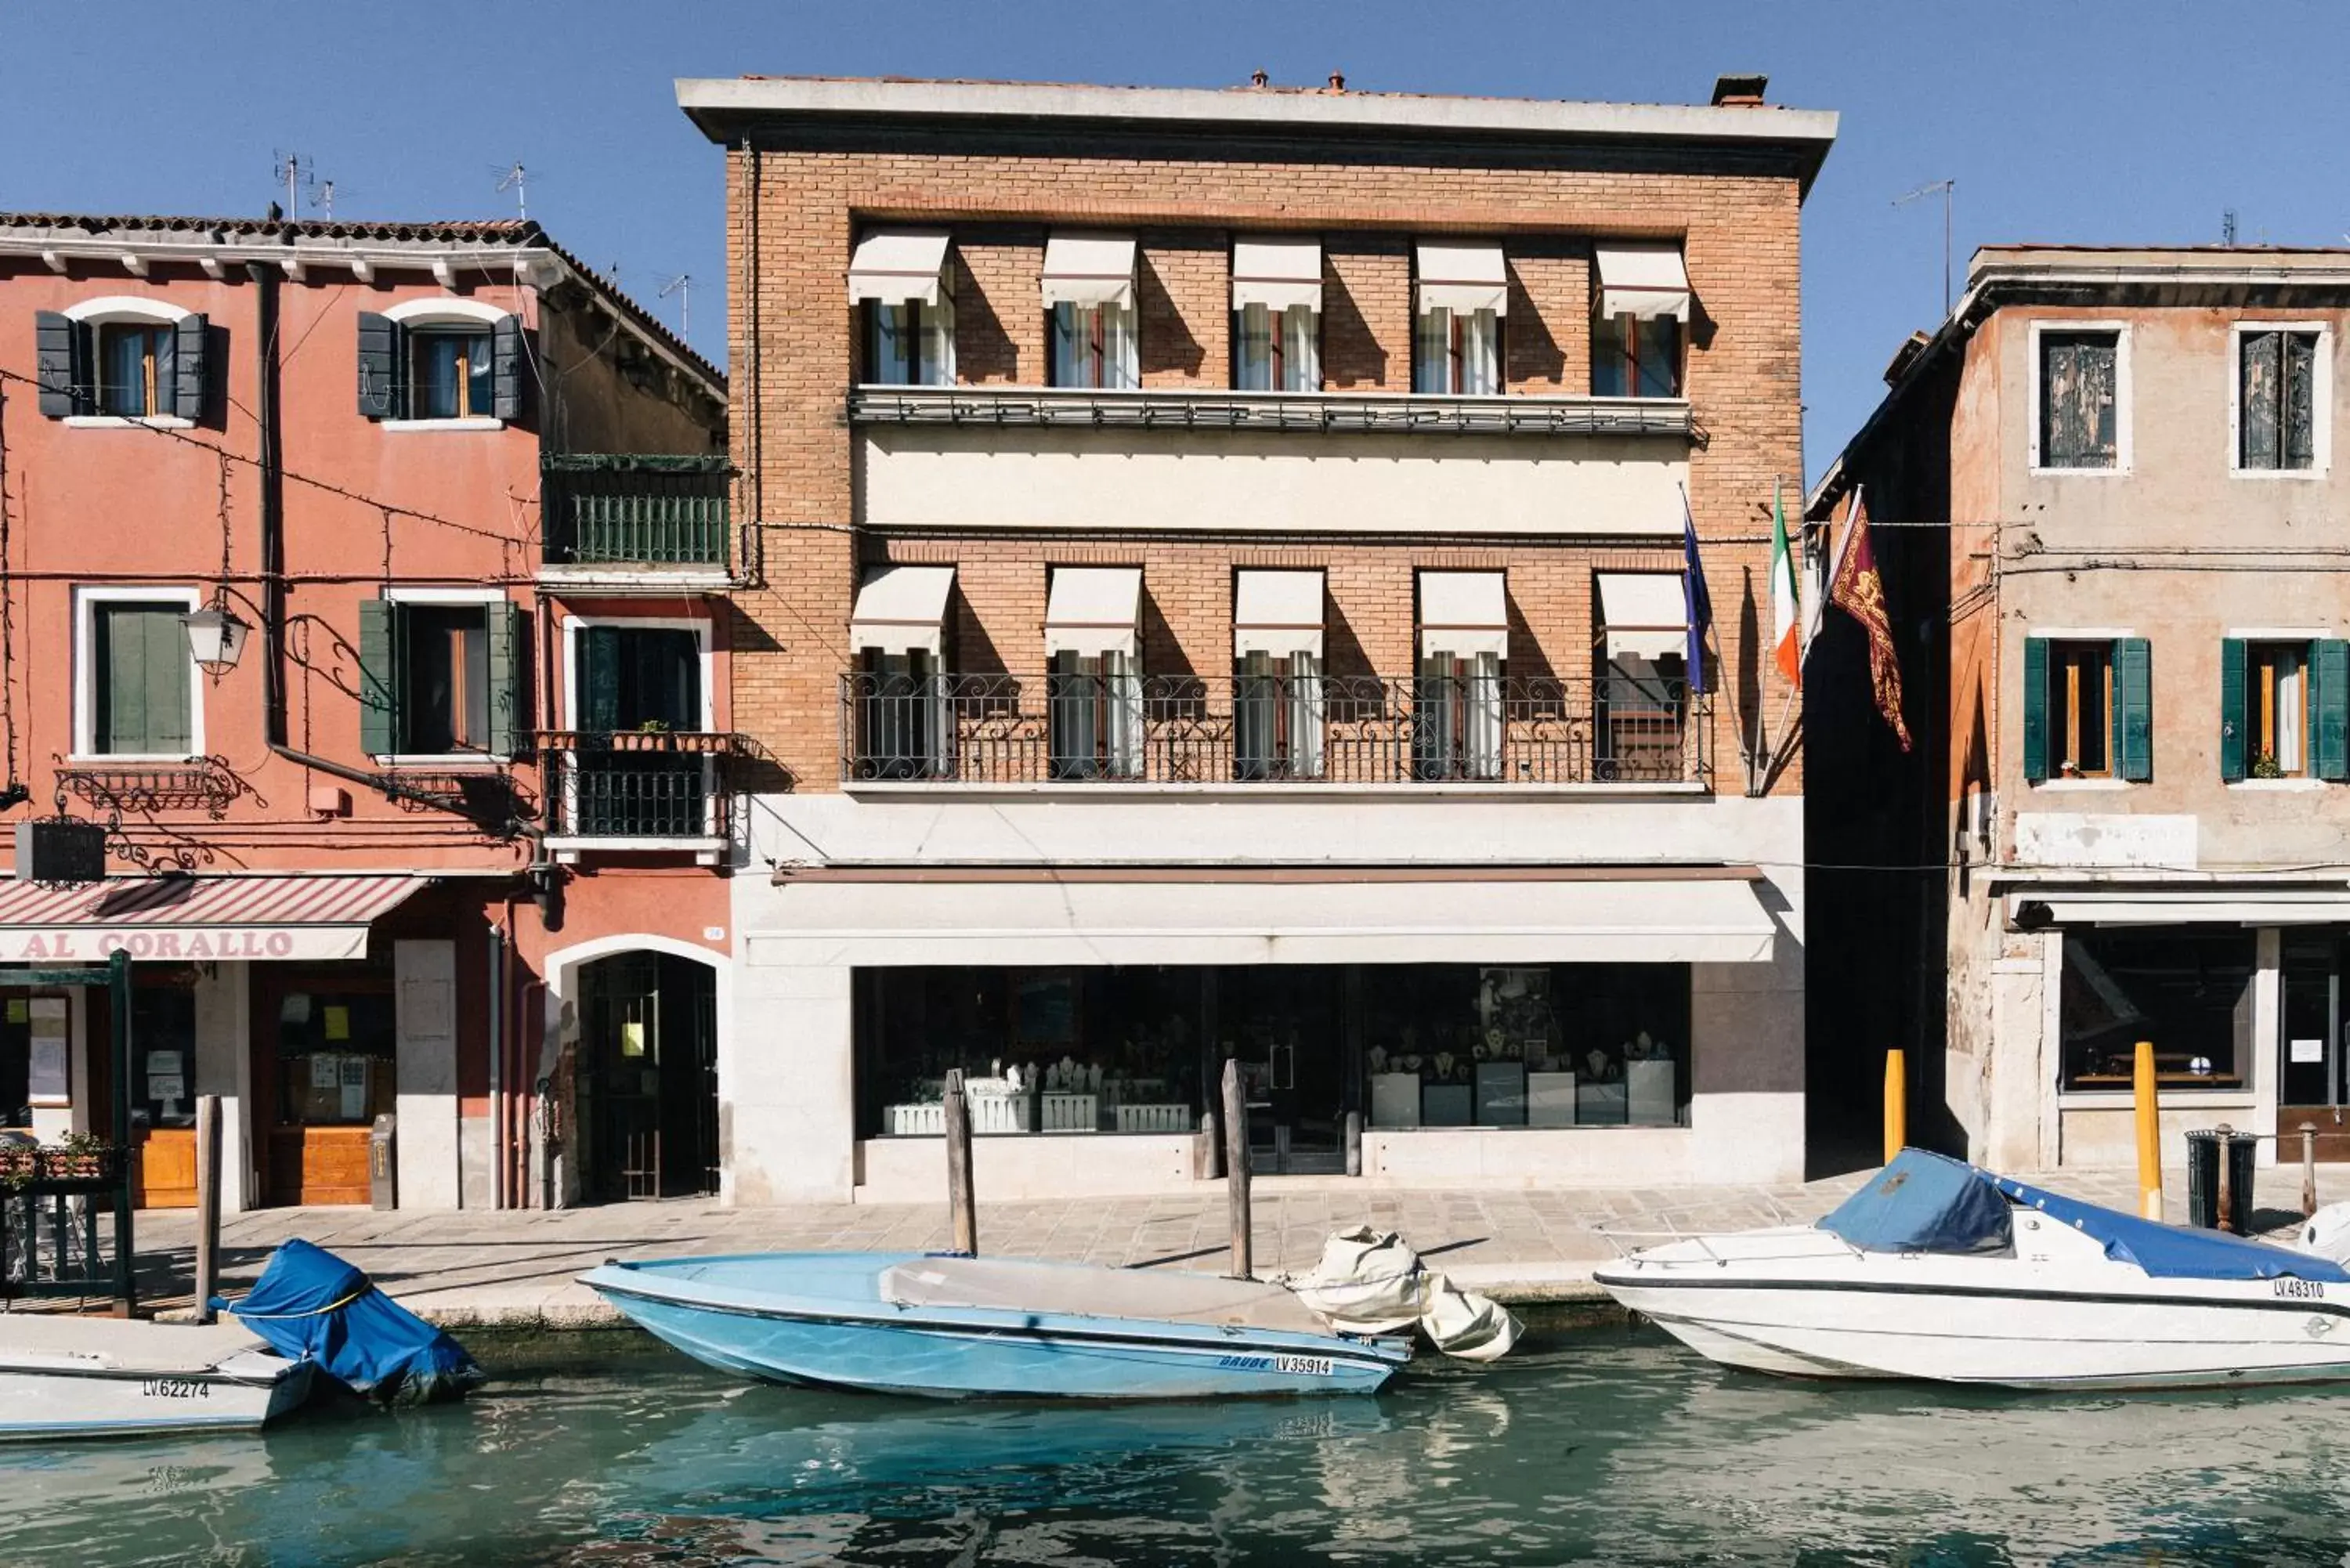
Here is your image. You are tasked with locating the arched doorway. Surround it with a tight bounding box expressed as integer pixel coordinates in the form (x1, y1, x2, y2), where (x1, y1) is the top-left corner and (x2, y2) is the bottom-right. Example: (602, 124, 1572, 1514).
(573, 950, 718, 1201)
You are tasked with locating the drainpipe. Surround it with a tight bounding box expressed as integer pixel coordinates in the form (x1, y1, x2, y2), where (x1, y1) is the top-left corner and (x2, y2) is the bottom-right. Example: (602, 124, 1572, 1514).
(488, 916, 506, 1211)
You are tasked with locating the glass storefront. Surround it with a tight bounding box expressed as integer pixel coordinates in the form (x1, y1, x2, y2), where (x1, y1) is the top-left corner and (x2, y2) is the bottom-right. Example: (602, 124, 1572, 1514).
(275, 987, 398, 1129)
(854, 962, 1693, 1151)
(2058, 927, 2254, 1091)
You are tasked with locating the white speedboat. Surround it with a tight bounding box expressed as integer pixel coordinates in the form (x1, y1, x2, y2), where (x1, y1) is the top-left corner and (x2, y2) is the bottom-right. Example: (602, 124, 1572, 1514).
(1593, 1148, 2350, 1391)
(0, 1314, 313, 1440)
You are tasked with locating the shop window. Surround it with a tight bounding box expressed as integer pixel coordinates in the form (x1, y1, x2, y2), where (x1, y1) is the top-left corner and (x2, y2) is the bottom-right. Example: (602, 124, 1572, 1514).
(276, 989, 398, 1129)
(2237, 328, 2320, 471)
(1048, 651, 1142, 779)
(1049, 302, 1138, 389)
(2037, 329, 2121, 470)
(1234, 302, 1319, 392)
(867, 297, 956, 386)
(357, 597, 526, 761)
(84, 595, 198, 758)
(1591, 313, 1681, 399)
(2023, 636, 2151, 782)
(2059, 927, 2252, 1091)
(1412, 308, 1501, 395)
(2222, 637, 2348, 782)
(131, 988, 197, 1132)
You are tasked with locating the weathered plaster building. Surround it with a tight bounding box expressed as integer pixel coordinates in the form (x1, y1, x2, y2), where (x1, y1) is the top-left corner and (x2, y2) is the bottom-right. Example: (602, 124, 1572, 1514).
(684, 73, 1834, 1201)
(0, 213, 732, 1212)
(1813, 245, 2350, 1172)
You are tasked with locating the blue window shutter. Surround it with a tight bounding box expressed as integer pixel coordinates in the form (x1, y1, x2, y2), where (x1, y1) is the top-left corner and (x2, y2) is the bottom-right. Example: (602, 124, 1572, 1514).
(358, 598, 398, 755)
(34, 312, 87, 417)
(356, 313, 401, 420)
(2020, 637, 2049, 783)
(2218, 638, 2247, 782)
(2116, 637, 2153, 782)
(491, 314, 525, 422)
(2315, 639, 2350, 782)
(172, 314, 209, 421)
(486, 601, 527, 760)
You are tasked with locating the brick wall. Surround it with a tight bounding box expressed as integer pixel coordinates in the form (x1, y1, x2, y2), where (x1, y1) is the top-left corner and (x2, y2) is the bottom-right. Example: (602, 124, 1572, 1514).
(727, 139, 1806, 797)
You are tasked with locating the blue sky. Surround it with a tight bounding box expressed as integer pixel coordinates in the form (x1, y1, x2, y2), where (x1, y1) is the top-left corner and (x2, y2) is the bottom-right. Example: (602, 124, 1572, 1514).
(8, 0, 2348, 476)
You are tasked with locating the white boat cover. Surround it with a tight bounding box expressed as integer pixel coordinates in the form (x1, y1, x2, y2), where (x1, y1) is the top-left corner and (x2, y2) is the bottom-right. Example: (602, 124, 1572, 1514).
(0, 1314, 269, 1376)
(879, 1256, 1334, 1337)
(1285, 1225, 1522, 1361)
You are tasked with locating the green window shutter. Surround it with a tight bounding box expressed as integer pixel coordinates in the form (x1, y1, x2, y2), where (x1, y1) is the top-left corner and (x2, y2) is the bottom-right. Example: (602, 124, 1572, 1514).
(96, 605, 191, 756)
(2315, 639, 2350, 782)
(34, 313, 88, 417)
(2116, 636, 2153, 782)
(2218, 638, 2247, 782)
(2020, 637, 2049, 783)
(486, 601, 526, 760)
(357, 598, 398, 755)
(172, 314, 209, 421)
(356, 313, 402, 420)
(490, 314, 526, 422)
(580, 625, 622, 734)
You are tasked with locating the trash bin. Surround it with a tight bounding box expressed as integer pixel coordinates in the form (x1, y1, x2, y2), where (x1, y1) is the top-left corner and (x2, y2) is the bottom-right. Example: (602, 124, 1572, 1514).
(2185, 1127, 2258, 1233)
(368, 1115, 398, 1211)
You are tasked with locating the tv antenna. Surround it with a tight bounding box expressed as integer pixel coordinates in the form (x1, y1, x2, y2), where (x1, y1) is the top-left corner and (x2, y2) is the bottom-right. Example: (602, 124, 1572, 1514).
(2222, 209, 2239, 247)
(494, 161, 529, 221)
(273, 151, 318, 218)
(1893, 178, 1957, 318)
(658, 273, 692, 336)
(309, 178, 340, 222)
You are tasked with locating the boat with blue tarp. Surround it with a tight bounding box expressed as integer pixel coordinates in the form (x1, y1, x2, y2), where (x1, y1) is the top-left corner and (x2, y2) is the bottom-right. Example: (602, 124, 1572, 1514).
(1595, 1147, 2350, 1389)
(215, 1238, 483, 1406)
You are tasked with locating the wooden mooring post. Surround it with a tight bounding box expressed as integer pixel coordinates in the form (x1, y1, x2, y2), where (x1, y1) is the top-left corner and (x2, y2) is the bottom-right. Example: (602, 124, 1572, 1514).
(1222, 1059, 1251, 1281)
(943, 1068, 978, 1257)
(193, 1095, 223, 1324)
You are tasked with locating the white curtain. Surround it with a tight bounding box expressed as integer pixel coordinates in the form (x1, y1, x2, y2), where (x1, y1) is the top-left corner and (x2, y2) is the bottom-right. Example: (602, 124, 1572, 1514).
(1104, 650, 1142, 776)
(1413, 309, 1450, 393)
(1288, 651, 1325, 777)
(1459, 309, 1500, 395)
(1466, 651, 1502, 779)
(1280, 305, 1319, 391)
(2279, 651, 2307, 773)
(1053, 302, 1138, 389)
(1235, 303, 1274, 391)
(920, 290, 956, 385)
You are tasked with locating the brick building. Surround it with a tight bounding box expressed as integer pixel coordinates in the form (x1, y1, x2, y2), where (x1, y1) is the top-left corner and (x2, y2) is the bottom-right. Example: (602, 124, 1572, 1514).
(680, 74, 1834, 1201)
(0, 214, 732, 1213)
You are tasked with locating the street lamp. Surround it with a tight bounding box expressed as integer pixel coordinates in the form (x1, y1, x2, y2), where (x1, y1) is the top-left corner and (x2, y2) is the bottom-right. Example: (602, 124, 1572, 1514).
(181, 604, 250, 677)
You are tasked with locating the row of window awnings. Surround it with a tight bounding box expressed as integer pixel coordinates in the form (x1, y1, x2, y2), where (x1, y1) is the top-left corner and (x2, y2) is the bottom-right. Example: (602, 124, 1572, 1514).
(848, 565, 1689, 663)
(848, 229, 1690, 322)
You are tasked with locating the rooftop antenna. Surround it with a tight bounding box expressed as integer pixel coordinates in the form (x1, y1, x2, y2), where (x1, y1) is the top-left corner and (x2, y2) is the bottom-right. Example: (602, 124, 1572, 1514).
(658, 273, 692, 336)
(494, 161, 529, 221)
(1893, 178, 1957, 318)
(2222, 208, 2240, 247)
(273, 151, 316, 219)
(309, 178, 338, 222)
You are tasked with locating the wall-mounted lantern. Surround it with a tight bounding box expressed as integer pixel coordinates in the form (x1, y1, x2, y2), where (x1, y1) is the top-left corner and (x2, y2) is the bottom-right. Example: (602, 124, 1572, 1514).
(181, 605, 250, 677)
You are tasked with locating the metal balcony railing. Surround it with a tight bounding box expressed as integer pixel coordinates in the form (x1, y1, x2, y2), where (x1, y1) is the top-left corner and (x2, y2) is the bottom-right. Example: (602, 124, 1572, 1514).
(540, 454, 732, 569)
(838, 673, 1706, 786)
(538, 731, 741, 840)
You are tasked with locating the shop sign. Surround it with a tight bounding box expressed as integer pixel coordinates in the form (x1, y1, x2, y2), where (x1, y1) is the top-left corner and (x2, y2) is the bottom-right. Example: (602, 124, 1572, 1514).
(0, 926, 367, 963)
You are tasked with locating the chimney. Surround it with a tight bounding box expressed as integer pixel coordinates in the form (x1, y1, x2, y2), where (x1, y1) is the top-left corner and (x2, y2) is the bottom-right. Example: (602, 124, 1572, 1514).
(1710, 73, 1768, 107)
(1328, 71, 1346, 92)
(1249, 69, 1268, 88)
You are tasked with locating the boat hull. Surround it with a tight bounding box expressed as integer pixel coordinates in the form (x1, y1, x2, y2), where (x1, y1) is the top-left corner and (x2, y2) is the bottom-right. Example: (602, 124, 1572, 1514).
(585, 1253, 1406, 1400)
(0, 1350, 314, 1440)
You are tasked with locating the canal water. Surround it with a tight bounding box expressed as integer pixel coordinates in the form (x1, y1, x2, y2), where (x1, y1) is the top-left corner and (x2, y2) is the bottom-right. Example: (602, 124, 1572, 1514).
(4, 1328, 2348, 1566)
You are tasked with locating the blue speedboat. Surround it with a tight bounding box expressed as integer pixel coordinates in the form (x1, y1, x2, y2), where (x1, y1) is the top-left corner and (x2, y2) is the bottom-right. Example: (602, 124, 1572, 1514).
(579, 1252, 1412, 1400)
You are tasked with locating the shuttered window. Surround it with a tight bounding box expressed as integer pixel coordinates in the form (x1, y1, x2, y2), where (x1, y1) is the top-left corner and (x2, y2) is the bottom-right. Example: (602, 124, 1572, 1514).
(2238, 330, 2319, 471)
(357, 312, 524, 422)
(2025, 637, 2147, 782)
(2038, 331, 2120, 469)
(357, 598, 527, 759)
(34, 312, 208, 421)
(92, 603, 193, 757)
(2222, 637, 2348, 782)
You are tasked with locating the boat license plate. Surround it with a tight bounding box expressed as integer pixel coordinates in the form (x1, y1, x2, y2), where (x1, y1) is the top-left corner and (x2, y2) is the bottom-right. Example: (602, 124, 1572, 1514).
(2275, 1278, 2326, 1300)
(1272, 1355, 1333, 1377)
(140, 1378, 209, 1400)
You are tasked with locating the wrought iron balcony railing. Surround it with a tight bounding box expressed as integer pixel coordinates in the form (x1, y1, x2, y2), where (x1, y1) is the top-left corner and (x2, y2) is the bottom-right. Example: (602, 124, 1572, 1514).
(540, 454, 732, 569)
(838, 673, 1706, 787)
(538, 730, 743, 841)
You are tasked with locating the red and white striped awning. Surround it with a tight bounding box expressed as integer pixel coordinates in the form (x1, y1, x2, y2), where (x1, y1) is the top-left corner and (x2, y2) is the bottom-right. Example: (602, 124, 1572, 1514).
(0, 874, 427, 964)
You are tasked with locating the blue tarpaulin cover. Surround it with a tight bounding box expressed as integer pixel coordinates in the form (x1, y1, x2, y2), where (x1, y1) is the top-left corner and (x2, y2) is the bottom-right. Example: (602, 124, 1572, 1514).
(1817, 1149, 2015, 1255)
(1988, 1172, 2350, 1284)
(218, 1239, 484, 1406)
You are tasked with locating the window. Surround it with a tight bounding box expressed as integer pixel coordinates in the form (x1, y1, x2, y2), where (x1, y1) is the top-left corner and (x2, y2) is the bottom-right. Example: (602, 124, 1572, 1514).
(357, 596, 524, 761)
(2059, 927, 2252, 1092)
(1413, 308, 1501, 395)
(97, 323, 175, 417)
(867, 297, 956, 387)
(2023, 636, 2151, 783)
(1049, 651, 1142, 779)
(568, 623, 710, 838)
(858, 649, 945, 781)
(409, 329, 493, 420)
(2221, 637, 2348, 782)
(277, 987, 397, 1129)
(2238, 328, 2322, 471)
(78, 591, 198, 759)
(1050, 302, 1138, 389)
(1234, 302, 1320, 392)
(2037, 330, 2121, 470)
(1415, 652, 1502, 780)
(1235, 651, 1324, 780)
(1591, 313, 1681, 399)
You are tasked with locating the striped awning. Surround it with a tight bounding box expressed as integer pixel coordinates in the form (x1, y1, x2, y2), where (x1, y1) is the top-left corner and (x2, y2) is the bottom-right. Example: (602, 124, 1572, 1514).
(0, 874, 427, 964)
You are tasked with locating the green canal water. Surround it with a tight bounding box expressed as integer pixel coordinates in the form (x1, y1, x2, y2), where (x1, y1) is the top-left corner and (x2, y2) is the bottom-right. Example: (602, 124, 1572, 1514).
(4, 1328, 2348, 1566)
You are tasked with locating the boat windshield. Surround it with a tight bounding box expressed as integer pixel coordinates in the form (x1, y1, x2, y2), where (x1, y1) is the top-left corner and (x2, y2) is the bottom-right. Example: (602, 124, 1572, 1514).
(1817, 1149, 2014, 1256)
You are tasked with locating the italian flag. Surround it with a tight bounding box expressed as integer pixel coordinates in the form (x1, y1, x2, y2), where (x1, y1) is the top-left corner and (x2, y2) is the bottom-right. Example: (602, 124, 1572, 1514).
(1770, 479, 1801, 688)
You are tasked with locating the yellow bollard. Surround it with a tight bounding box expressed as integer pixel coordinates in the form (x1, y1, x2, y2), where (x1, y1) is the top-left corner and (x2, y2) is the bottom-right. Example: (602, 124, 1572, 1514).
(2133, 1040, 2162, 1220)
(1882, 1049, 1907, 1165)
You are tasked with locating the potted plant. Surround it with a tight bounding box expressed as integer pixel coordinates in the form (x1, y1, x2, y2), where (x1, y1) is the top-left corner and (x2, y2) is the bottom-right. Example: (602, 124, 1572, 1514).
(2251, 750, 2284, 780)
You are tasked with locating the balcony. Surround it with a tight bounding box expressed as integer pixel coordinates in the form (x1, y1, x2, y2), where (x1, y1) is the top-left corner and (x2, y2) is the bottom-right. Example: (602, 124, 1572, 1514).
(848, 385, 1696, 440)
(539, 454, 732, 585)
(838, 673, 1708, 791)
(537, 729, 743, 861)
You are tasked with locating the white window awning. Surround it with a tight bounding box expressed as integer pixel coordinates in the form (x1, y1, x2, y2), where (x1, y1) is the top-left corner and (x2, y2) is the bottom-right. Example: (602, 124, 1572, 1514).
(1595, 244, 1692, 322)
(1415, 240, 1509, 317)
(1231, 237, 1323, 313)
(848, 229, 953, 307)
(2012, 889, 2350, 927)
(1045, 567, 1142, 659)
(1597, 573, 1690, 661)
(1041, 233, 1137, 309)
(1419, 570, 1508, 659)
(1234, 570, 1325, 659)
(849, 565, 956, 657)
(756, 870, 1779, 968)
